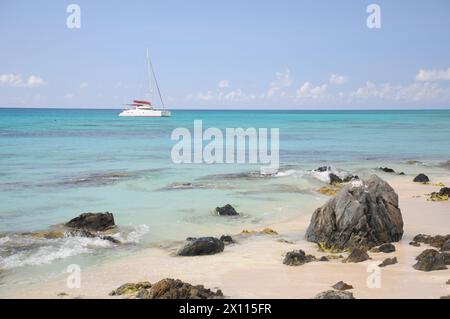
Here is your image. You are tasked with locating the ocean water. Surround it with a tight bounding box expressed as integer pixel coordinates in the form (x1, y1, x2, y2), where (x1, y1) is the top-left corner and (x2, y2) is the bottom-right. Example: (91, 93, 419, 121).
(0, 108, 449, 290)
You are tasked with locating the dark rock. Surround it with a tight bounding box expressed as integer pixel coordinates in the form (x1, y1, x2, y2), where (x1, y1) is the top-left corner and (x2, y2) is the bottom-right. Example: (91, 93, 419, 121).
(413, 249, 447, 271)
(413, 174, 429, 183)
(110, 282, 152, 296)
(343, 175, 359, 182)
(443, 252, 450, 265)
(442, 239, 450, 252)
(329, 173, 343, 185)
(398, 172, 405, 175)
(344, 248, 370, 263)
(379, 257, 398, 267)
(65, 228, 120, 244)
(220, 235, 234, 244)
(440, 295, 450, 299)
(306, 175, 404, 250)
(412, 234, 450, 249)
(371, 243, 396, 253)
(379, 167, 395, 173)
(177, 237, 224, 256)
(438, 187, 450, 196)
(409, 241, 421, 247)
(332, 281, 353, 290)
(65, 212, 115, 231)
(413, 234, 431, 244)
(316, 166, 329, 172)
(140, 278, 223, 299)
(319, 256, 329, 262)
(446, 279, 450, 285)
(283, 250, 315, 266)
(313, 290, 355, 299)
(215, 204, 239, 216)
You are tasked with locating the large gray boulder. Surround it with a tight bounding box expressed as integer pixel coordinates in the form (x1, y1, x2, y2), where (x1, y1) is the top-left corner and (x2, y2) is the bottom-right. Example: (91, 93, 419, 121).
(306, 175, 404, 250)
(65, 212, 115, 231)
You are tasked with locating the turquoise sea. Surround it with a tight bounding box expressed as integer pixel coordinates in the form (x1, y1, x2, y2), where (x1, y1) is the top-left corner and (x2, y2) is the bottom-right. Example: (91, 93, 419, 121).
(0, 108, 449, 290)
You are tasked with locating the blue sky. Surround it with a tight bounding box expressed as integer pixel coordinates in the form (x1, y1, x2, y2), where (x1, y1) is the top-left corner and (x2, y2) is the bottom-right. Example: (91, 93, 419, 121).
(0, 0, 450, 109)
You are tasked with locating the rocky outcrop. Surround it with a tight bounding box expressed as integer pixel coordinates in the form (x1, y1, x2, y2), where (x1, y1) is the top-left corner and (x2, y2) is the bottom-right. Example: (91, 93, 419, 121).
(429, 187, 450, 201)
(109, 282, 152, 296)
(379, 167, 395, 173)
(413, 234, 450, 250)
(332, 281, 353, 290)
(442, 239, 450, 252)
(370, 243, 396, 253)
(215, 204, 239, 216)
(112, 279, 223, 299)
(379, 257, 398, 267)
(65, 212, 115, 231)
(413, 174, 429, 183)
(313, 290, 355, 299)
(177, 237, 224, 256)
(306, 175, 404, 250)
(343, 248, 370, 263)
(413, 249, 447, 271)
(283, 250, 316, 266)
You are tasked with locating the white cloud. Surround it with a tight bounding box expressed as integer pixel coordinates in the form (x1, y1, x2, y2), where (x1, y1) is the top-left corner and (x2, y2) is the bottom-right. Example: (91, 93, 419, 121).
(63, 93, 75, 99)
(351, 81, 449, 101)
(329, 73, 347, 85)
(296, 82, 327, 99)
(0, 73, 46, 88)
(196, 90, 215, 101)
(416, 68, 450, 81)
(79, 82, 88, 88)
(265, 69, 292, 98)
(218, 80, 230, 89)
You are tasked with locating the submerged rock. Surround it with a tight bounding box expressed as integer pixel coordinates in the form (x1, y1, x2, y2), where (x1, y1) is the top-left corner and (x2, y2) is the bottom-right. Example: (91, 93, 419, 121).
(313, 290, 355, 299)
(413, 249, 447, 271)
(177, 237, 224, 256)
(332, 281, 353, 291)
(343, 248, 370, 263)
(306, 175, 404, 250)
(413, 174, 429, 183)
(379, 257, 398, 267)
(409, 241, 421, 247)
(379, 167, 395, 173)
(65, 212, 115, 231)
(283, 250, 316, 266)
(370, 243, 396, 253)
(215, 204, 239, 216)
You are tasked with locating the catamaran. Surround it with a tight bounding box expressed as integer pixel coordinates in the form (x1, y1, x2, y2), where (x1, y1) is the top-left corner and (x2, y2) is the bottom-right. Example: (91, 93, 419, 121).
(119, 49, 171, 117)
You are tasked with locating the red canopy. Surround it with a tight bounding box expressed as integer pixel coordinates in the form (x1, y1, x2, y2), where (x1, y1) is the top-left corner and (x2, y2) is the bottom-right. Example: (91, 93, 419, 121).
(133, 100, 151, 105)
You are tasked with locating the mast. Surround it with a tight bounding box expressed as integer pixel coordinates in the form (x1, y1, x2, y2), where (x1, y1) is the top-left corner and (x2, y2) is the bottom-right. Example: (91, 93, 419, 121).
(146, 48, 153, 104)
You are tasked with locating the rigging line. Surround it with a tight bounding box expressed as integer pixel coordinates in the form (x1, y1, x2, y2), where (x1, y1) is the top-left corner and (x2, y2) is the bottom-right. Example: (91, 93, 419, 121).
(149, 59, 165, 109)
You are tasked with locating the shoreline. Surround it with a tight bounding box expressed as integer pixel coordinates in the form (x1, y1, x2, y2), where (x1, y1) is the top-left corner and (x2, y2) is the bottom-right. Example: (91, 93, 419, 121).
(2, 175, 449, 299)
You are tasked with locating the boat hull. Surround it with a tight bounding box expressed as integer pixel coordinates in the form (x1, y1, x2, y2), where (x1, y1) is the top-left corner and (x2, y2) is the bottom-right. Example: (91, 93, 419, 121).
(119, 109, 171, 117)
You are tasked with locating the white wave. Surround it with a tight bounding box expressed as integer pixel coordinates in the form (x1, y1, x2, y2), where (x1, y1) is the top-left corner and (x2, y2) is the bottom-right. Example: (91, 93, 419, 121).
(0, 235, 113, 270)
(0, 236, 10, 244)
(274, 169, 298, 177)
(114, 224, 150, 244)
(310, 165, 353, 183)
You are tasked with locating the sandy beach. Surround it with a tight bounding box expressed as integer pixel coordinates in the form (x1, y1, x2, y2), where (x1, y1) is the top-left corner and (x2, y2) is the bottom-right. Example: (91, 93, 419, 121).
(3, 175, 449, 299)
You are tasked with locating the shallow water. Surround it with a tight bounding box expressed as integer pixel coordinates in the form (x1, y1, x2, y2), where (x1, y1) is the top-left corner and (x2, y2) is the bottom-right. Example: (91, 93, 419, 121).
(0, 108, 449, 290)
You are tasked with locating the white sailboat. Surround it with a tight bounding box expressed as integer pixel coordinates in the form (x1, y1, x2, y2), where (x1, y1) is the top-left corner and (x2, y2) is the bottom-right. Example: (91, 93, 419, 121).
(119, 49, 171, 117)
